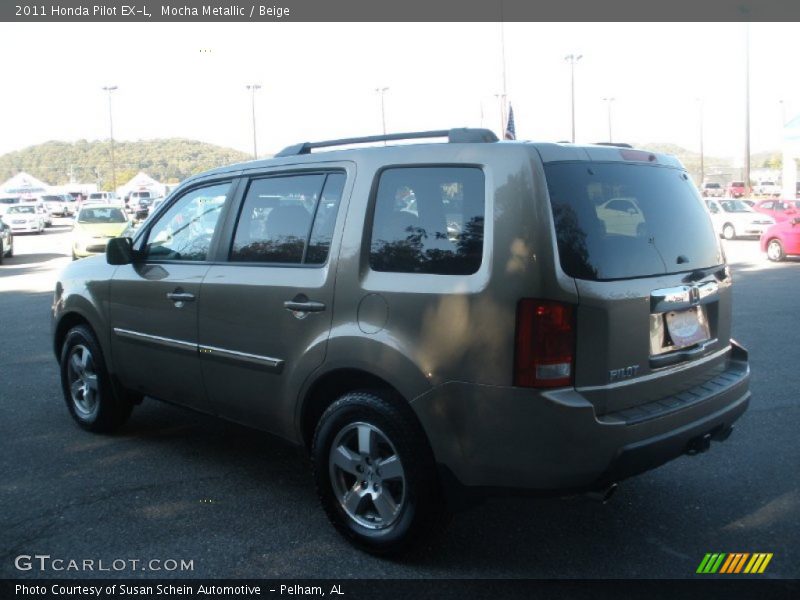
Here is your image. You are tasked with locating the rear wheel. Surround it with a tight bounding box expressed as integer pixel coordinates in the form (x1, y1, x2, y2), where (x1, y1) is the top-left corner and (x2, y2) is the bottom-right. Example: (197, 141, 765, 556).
(312, 391, 445, 555)
(60, 325, 133, 432)
(0, 241, 4, 264)
(766, 239, 785, 262)
(722, 223, 736, 240)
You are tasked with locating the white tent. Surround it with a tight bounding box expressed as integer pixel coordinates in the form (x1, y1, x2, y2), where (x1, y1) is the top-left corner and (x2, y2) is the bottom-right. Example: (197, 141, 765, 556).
(1, 172, 51, 197)
(117, 172, 166, 198)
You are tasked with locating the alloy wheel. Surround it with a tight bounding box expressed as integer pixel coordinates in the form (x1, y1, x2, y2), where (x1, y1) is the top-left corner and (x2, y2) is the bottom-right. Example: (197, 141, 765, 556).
(66, 344, 100, 419)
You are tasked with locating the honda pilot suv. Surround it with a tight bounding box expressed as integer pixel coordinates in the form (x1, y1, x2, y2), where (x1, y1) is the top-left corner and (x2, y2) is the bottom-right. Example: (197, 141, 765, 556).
(52, 129, 750, 554)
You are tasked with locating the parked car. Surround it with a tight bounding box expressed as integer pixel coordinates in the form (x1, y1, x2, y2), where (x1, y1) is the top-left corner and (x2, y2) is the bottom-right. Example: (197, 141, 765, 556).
(5, 204, 45, 234)
(85, 191, 123, 207)
(61, 194, 79, 216)
(0, 196, 21, 216)
(42, 194, 71, 217)
(705, 199, 774, 239)
(753, 199, 800, 222)
(727, 181, 746, 198)
(71, 205, 133, 260)
(20, 199, 53, 227)
(0, 217, 14, 263)
(761, 217, 800, 262)
(701, 182, 724, 197)
(52, 129, 750, 554)
(755, 181, 781, 197)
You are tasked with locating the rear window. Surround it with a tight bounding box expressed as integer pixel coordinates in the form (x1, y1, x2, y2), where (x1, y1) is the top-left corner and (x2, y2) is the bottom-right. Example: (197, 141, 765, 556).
(545, 162, 722, 281)
(704, 183, 721, 189)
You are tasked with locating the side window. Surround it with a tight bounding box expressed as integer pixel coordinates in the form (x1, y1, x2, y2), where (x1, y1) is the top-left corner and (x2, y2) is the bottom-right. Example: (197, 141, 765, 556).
(369, 167, 485, 275)
(230, 172, 343, 265)
(144, 182, 230, 261)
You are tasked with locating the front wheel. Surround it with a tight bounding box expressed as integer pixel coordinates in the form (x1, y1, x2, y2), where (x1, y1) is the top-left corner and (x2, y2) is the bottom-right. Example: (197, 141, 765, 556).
(766, 239, 785, 262)
(312, 391, 445, 555)
(722, 223, 736, 240)
(60, 325, 133, 432)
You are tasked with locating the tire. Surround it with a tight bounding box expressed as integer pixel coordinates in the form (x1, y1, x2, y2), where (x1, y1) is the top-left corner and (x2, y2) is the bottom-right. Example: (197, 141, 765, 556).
(0, 241, 3, 265)
(312, 391, 445, 555)
(766, 239, 785, 262)
(59, 325, 133, 432)
(6, 238, 12, 257)
(722, 223, 736, 240)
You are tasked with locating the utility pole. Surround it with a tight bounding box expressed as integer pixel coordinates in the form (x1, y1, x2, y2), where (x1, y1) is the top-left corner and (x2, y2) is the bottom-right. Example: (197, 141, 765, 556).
(744, 25, 751, 196)
(375, 87, 389, 139)
(246, 84, 261, 159)
(602, 97, 615, 142)
(565, 54, 582, 143)
(102, 85, 118, 190)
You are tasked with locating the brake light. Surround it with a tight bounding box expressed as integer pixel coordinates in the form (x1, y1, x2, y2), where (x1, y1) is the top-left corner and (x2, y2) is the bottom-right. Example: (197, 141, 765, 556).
(514, 299, 575, 388)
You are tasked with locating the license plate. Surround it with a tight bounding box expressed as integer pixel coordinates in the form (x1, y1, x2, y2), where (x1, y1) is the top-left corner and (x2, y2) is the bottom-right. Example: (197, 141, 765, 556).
(665, 306, 710, 349)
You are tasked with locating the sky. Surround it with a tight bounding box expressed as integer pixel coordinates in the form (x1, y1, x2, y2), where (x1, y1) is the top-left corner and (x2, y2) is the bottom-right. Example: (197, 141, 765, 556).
(0, 22, 797, 161)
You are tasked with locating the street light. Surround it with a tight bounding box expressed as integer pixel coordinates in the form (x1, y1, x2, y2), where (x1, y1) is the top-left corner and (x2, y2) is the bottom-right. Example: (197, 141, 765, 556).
(602, 97, 615, 142)
(246, 84, 261, 159)
(101, 85, 118, 190)
(564, 54, 582, 143)
(375, 87, 389, 139)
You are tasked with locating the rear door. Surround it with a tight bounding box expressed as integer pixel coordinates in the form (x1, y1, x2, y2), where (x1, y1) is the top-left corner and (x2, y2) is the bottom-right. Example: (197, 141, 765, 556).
(543, 155, 731, 417)
(197, 167, 350, 439)
(109, 179, 235, 411)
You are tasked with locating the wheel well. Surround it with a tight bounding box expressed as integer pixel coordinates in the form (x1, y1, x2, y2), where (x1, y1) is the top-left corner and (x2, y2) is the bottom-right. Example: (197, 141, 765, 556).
(54, 312, 93, 358)
(300, 369, 399, 449)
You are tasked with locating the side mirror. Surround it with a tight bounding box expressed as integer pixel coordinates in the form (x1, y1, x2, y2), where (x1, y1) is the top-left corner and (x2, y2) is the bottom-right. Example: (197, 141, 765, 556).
(106, 236, 135, 265)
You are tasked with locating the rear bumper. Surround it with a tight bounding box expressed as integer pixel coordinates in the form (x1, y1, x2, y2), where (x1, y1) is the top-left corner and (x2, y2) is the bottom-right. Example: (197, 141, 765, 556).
(411, 342, 750, 493)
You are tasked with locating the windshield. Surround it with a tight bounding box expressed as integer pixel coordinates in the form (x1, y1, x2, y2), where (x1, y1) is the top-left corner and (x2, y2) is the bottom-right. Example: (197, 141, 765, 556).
(8, 206, 35, 214)
(705, 183, 720, 188)
(88, 193, 104, 200)
(731, 181, 744, 187)
(545, 162, 722, 281)
(719, 200, 752, 213)
(0, 198, 20, 204)
(42, 195, 61, 202)
(77, 207, 127, 223)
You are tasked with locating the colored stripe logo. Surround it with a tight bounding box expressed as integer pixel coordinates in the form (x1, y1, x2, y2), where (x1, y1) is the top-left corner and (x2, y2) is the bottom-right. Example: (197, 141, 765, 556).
(696, 553, 773, 574)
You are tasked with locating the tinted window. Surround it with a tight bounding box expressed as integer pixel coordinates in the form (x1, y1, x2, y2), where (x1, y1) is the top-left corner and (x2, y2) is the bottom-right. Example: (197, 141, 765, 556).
(545, 163, 722, 280)
(369, 167, 485, 275)
(306, 173, 346, 264)
(144, 182, 230, 261)
(230, 174, 329, 264)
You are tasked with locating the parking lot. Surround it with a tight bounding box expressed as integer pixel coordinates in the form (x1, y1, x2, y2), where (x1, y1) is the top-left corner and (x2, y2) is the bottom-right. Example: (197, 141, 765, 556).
(1, 222, 798, 579)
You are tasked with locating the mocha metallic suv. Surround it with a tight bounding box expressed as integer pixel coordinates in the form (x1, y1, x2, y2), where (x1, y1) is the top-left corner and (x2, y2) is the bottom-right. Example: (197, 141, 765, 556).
(52, 129, 750, 554)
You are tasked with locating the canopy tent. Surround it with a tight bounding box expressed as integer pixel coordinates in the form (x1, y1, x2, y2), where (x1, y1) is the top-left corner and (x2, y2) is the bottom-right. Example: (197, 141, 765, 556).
(117, 172, 166, 198)
(1, 172, 51, 197)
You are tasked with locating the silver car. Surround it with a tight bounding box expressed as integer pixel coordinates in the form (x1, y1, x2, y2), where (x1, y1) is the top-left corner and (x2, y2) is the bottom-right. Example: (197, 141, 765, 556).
(52, 129, 750, 554)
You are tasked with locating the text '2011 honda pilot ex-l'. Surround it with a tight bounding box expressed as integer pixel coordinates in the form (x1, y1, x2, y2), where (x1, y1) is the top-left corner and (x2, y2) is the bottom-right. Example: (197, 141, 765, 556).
(52, 129, 750, 554)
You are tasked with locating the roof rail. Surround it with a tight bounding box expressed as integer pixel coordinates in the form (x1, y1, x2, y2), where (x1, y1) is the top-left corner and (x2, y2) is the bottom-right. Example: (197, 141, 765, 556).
(593, 142, 633, 148)
(275, 128, 499, 157)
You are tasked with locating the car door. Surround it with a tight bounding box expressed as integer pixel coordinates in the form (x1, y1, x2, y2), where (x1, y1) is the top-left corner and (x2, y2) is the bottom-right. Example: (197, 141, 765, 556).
(109, 179, 236, 411)
(198, 168, 350, 439)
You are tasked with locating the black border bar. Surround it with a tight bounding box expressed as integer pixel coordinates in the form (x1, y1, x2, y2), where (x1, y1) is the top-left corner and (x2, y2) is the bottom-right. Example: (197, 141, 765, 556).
(4, 0, 800, 22)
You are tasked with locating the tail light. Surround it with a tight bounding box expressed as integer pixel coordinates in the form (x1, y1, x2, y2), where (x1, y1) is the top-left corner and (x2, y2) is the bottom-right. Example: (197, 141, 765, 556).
(514, 299, 575, 388)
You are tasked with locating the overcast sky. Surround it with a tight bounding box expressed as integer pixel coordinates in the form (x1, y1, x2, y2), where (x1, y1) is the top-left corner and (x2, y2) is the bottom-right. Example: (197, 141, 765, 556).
(0, 22, 797, 161)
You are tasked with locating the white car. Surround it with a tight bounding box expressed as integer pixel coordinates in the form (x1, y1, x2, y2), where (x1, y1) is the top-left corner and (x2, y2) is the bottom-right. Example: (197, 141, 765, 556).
(705, 199, 775, 240)
(756, 181, 781, 197)
(85, 191, 123, 208)
(4, 204, 45, 234)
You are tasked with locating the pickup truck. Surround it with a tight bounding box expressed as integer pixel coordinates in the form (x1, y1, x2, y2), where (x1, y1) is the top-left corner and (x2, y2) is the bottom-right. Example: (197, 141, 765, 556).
(756, 181, 781, 197)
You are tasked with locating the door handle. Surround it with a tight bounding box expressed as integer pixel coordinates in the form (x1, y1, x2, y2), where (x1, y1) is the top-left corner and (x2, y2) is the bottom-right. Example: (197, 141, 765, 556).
(166, 291, 195, 308)
(283, 300, 326, 313)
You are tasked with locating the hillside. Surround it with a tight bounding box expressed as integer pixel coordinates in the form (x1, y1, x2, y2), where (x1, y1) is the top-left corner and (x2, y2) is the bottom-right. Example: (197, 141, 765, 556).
(0, 139, 251, 190)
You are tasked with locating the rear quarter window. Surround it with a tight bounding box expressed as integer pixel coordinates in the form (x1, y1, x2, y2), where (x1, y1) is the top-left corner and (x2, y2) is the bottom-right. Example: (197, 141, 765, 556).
(545, 162, 722, 280)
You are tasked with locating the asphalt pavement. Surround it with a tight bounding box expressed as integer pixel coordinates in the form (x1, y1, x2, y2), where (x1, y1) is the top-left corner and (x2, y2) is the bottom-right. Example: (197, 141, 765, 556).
(1, 222, 798, 579)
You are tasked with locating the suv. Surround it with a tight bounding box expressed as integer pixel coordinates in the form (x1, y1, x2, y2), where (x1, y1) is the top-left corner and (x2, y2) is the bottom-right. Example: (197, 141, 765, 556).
(51, 129, 751, 554)
(701, 182, 724, 197)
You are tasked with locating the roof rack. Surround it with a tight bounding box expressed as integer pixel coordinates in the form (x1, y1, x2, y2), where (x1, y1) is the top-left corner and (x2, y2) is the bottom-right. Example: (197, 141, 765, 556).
(275, 128, 499, 157)
(593, 142, 633, 148)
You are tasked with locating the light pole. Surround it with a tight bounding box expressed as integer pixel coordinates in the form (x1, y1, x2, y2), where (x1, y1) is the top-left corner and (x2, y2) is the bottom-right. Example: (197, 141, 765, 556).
(102, 85, 118, 190)
(565, 54, 582, 143)
(697, 98, 705, 185)
(246, 84, 261, 159)
(375, 87, 389, 139)
(744, 25, 751, 197)
(602, 97, 615, 142)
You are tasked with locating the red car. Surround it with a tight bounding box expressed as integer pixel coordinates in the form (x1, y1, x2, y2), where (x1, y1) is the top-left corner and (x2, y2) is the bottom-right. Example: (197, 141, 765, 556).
(727, 181, 746, 198)
(761, 217, 800, 261)
(753, 199, 800, 222)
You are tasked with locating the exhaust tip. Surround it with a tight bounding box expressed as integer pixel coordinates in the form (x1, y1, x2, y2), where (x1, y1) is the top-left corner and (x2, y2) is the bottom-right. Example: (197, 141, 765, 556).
(585, 482, 618, 504)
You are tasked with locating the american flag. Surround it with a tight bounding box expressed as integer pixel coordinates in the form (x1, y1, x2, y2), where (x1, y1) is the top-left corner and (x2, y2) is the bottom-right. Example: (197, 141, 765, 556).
(504, 104, 516, 140)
